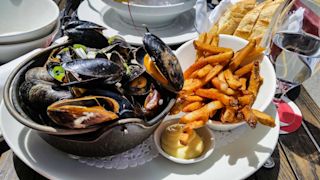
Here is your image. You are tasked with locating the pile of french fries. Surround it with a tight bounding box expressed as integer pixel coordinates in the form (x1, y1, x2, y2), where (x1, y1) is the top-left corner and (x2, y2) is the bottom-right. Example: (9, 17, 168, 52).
(171, 28, 276, 131)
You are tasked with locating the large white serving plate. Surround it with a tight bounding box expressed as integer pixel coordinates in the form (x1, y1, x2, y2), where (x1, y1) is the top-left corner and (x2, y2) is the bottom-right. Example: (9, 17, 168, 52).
(0, 99, 279, 180)
(77, 0, 198, 45)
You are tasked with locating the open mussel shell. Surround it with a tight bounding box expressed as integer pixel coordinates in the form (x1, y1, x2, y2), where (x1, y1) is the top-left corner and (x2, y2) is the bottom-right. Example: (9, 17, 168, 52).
(142, 33, 184, 93)
(47, 96, 120, 129)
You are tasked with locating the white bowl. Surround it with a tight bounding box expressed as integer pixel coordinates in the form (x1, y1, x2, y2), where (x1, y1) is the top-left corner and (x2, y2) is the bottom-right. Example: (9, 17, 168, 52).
(88, 0, 196, 27)
(154, 118, 215, 164)
(0, 0, 59, 44)
(0, 21, 59, 63)
(175, 35, 277, 131)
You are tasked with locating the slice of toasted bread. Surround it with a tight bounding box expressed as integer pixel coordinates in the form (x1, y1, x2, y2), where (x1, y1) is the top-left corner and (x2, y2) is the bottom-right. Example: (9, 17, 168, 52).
(217, 0, 256, 35)
(249, 0, 285, 43)
(234, 0, 272, 40)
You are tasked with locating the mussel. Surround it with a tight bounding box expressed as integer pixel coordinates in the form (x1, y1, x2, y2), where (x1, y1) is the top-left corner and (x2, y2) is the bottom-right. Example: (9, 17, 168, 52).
(142, 33, 184, 93)
(64, 20, 109, 49)
(47, 96, 120, 129)
(20, 80, 72, 109)
(61, 58, 124, 86)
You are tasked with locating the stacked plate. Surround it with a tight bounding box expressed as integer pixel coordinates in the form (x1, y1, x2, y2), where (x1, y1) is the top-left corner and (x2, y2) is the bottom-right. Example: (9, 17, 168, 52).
(0, 0, 60, 63)
(80, 0, 198, 45)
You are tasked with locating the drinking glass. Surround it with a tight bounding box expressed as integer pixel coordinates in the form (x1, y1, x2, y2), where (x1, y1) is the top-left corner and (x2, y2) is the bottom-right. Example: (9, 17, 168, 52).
(266, 0, 320, 120)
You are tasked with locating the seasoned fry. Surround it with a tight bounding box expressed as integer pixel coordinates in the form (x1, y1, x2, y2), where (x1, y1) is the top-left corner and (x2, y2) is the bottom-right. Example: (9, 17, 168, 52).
(195, 88, 238, 107)
(183, 95, 204, 102)
(234, 62, 254, 77)
(218, 72, 227, 83)
(229, 40, 256, 71)
(203, 51, 233, 65)
(252, 109, 276, 127)
(182, 78, 203, 92)
(224, 69, 242, 90)
(202, 65, 224, 84)
(220, 107, 236, 123)
(197, 64, 213, 78)
(238, 105, 257, 128)
(184, 52, 232, 78)
(211, 77, 237, 95)
(211, 35, 219, 47)
(238, 94, 255, 106)
(248, 61, 262, 96)
(180, 101, 224, 124)
(240, 46, 265, 66)
(183, 101, 204, 112)
(205, 33, 214, 45)
(196, 33, 207, 60)
(194, 40, 233, 54)
(239, 78, 247, 91)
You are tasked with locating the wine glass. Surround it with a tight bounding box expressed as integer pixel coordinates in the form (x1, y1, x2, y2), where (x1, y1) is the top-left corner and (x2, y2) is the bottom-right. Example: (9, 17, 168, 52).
(265, 0, 320, 128)
(263, 0, 320, 168)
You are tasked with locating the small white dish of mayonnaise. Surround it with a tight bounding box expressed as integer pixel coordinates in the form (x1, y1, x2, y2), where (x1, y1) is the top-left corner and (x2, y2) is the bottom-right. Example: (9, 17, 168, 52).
(154, 118, 215, 164)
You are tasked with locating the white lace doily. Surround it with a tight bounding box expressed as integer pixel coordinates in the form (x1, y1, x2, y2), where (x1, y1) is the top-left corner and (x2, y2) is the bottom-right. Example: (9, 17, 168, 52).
(69, 135, 158, 170)
(69, 125, 247, 169)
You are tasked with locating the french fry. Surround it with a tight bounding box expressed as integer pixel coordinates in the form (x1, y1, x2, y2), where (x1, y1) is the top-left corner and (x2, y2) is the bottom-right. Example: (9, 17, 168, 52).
(196, 33, 207, 60)
(211, 77, 237, 95)
(238, 94, 255, 106)
(193, 40, 233, 55)
(184, 52, 232, 78)
(205, 33, 214, 45)
(195, 88, 238, 107)
(252, 109, 276, 127)
(220, 107, 236, 123)
(234, 62, 254, 77)
(183, 101, 204, 112)
(189, 69, 200, 78)
(224, 69, 242, 90)
(202, 65, 224, 84)
(211, 34, 219, 47)
(238, 105, 257, 128)
(218, 72, 227, 83)
(248, 61, 263, 97)
(203, 51, 233, 65)
(179, 101, 224, 124)
(184, 120, 206, 131)
(183, 95, 204, 102)
(197, 64, 213, 78)
(182, 78, 203, 92)
(229, 40, 256, 71)
(239, 78, 247, 91)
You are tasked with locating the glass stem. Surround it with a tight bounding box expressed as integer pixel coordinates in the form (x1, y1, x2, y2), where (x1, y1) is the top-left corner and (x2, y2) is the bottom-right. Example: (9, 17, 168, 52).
(274, 79, 299, 103)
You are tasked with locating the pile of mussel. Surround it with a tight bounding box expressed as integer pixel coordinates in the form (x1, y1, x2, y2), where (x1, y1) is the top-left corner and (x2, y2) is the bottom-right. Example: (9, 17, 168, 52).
(19, 20, 184, 129)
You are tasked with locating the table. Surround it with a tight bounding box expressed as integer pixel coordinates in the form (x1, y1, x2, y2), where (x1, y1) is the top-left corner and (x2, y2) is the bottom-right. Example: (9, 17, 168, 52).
(0, 85, 319, 179)
(1, 0, 319, 179)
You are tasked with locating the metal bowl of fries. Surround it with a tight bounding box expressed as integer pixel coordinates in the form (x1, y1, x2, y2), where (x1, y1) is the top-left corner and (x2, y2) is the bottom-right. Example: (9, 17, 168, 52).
(174, 34, 277, 131)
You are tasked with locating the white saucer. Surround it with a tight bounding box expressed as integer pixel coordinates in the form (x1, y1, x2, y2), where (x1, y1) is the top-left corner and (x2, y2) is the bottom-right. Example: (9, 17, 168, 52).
(77, 0, 198, 46)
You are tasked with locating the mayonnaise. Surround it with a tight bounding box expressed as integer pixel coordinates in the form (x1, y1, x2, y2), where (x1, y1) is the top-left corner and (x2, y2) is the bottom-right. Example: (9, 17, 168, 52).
(161, 124, 204, 159)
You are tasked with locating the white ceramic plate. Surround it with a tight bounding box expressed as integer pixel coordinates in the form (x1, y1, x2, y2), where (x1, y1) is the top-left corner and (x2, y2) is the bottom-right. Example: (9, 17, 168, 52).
(175, 35, 277, 131)
(77, 0, 198, 46)
(0, 0, 59, 44)
(0, 99, 279, 180)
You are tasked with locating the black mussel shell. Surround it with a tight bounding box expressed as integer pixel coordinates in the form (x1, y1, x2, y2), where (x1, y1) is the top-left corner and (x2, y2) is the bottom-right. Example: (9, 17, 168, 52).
(19, 80, 72, 109)
(62, 58, 123, 81)
(142, 33, 184, 93)
(84, 89, 140, 119)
